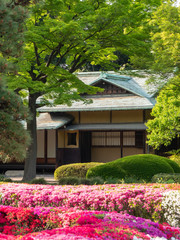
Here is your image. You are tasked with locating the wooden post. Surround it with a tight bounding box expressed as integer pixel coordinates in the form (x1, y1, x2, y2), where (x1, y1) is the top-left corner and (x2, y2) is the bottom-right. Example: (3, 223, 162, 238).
(44, 129, 48, 164)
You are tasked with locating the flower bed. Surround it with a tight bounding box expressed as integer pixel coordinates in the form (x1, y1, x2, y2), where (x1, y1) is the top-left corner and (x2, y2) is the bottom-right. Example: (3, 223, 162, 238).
(0, 206, 180, 239)
(0, 183, 179, 239)
(0, 183, 176, 221)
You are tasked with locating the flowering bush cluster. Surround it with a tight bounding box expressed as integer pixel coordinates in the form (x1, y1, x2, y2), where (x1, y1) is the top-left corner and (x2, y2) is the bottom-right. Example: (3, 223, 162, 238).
(0, 183, 178, 222)
(162, 190, 180, 227)
(0, 205, 180, 239)
(0, 183, 179, 239)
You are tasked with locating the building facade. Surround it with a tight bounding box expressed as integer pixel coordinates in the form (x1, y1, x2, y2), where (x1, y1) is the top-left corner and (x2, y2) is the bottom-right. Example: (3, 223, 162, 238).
(36, 72, 155, 167)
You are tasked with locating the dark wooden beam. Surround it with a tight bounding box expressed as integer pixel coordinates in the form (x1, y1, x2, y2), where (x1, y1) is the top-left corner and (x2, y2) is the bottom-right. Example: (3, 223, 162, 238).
(120, 131, 123, 158)
(44, 129, 48, 164)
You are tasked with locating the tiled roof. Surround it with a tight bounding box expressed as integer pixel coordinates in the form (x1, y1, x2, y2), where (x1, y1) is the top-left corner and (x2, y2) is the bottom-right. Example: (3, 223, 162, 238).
(36, 113, 73, 129)
(38, 71, 156, 113)
(38, 95, 155, 112)
(90, 73, 150, 98)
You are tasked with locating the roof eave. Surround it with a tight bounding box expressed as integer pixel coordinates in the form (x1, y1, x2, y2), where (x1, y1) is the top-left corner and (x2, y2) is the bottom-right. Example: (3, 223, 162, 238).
(38, 105, 154, 113)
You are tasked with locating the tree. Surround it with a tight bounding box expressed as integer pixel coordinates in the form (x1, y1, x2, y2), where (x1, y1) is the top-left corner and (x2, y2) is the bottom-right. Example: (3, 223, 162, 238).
(146, 77, 180, 149)
(145, 2, 180, 149)
(6, 0, 162, 181)
(0, 0, 30, 163)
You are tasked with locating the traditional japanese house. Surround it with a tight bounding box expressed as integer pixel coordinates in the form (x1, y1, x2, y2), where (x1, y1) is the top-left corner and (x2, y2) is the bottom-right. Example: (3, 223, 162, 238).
(36, 72, 156, 168)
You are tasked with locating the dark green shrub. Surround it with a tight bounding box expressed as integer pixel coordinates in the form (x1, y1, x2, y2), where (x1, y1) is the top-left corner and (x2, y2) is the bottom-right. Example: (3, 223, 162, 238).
(54, 162, 103, 180)
(119, 176, 146, 184)
(30, 178, 47, 185)
(104, 177, 120, 184)
(162, 158, 180, 173)
(58, 176, 104, 185)
(86, 154, 176, 182)
(86, 163, 127, 180)
(151, 173, 180, 183)
(0, 174, 5, 181)
(0, 175, 12, 182)
(168, 153, 180, 167)
(79, 178, 92, 185)
(87, 177, 104, 185)
(58, 177, 80, 185)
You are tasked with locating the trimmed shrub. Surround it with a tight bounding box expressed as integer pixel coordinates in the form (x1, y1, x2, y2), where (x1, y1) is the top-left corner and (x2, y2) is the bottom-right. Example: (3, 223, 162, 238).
(169, 154, 180, 167)
(58, 177, 104, 185)
(86, 163, 127, 180)
(58, 177, 80, 185)
(54, 162, 103, 180)
(30, 178, 47, 185)
(162, 158, 180, 173)
(151, 173, 180, 183)
(87, 177, 104, 185)
(86, 154, 176, 182)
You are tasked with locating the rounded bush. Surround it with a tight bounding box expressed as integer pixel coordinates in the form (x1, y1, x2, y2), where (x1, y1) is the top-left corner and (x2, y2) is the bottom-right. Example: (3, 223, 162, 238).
(169, 154, 180, 167)
(86, 154, 176, 182)
(54, 162, 103, 180)
(163, 158, 180, 173)
(86, 162, 127, 180)
(30, 178, 47, 185)
(151, 173, 180, 183)
(58, 177, 80, 185)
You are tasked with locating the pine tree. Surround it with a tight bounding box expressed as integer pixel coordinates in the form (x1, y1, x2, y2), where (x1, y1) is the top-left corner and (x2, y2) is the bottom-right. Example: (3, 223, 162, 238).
(0, 0, 30, 163)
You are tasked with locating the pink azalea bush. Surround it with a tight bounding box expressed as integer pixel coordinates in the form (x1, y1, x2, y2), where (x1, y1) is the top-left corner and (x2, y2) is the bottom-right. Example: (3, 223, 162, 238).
(0, 205, 179, 239)
(0, 183, 177, 222)
(0, 183, 179, 239)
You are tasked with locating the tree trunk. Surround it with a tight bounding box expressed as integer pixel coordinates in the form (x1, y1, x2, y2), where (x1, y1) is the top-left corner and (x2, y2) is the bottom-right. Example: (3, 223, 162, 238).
(23, 93, 38, 181)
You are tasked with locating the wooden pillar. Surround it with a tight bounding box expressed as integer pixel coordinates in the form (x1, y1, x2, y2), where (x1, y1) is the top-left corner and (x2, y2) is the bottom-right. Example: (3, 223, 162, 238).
(120, 131, 123, 158)
(55, 129, 58, 168)
(143, 110, 146, 123)
(44, 129, 48, 164)
(110, 110, 112, 123)
(143, 130, 146, 154)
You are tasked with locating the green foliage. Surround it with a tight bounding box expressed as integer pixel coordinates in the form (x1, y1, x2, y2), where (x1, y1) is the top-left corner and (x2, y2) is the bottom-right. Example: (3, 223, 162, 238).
(143, 3, 180, 149)
(0, 0, 30, 163)
(30, 178, 47, 185)
(146, 77, 180, 149)
(58, 176, 104, 185)
(58, 177, 80, 185)
(0, 0, 27, 73)
(54, 162, 103, 180)
(86, 162, 127, 181)
(0, 174, 6, 181)
(86, 154, 177, 182)
(151, 173, 180, 183)
(168, 151, 180, 167)
(162, 157, 180, 173)
(0, 175, 12, 182)
(0, 80, 30, 162)
(149, 3, 180, 74)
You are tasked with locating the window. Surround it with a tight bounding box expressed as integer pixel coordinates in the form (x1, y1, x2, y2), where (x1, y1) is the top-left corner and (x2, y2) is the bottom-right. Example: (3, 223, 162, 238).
(123, 131, 135, 146)
(67, 132, 77, 146)
(92, 132, 120, 146)
(135, 131, 144, 148)
(92, 131, 141, 147)
(65, 131, 79, 148)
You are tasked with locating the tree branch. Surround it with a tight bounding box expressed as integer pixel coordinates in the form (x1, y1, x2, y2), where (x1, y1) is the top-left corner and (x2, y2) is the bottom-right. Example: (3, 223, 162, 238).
(33, 43, 41, 66)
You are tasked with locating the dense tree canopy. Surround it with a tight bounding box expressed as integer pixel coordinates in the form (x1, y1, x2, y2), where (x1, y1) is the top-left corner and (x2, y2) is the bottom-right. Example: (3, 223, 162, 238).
(0, 0, 30, 163)
(146, 2, 180, 149)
